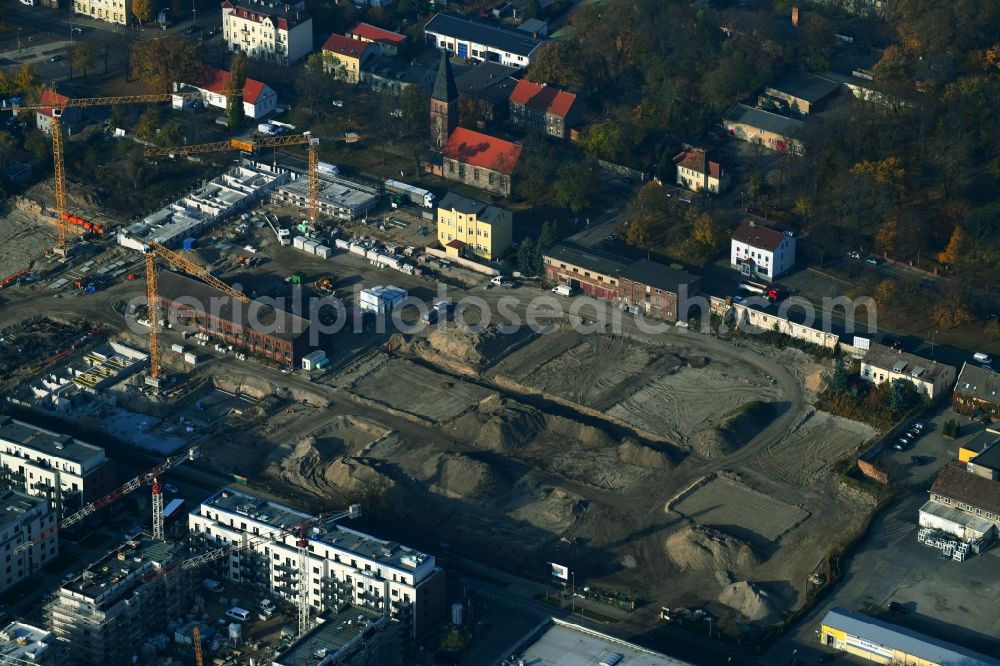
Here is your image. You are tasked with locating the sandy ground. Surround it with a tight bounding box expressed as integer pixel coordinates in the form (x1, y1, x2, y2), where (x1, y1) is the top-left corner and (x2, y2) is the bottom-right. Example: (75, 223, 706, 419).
(0, 207, 56, 277)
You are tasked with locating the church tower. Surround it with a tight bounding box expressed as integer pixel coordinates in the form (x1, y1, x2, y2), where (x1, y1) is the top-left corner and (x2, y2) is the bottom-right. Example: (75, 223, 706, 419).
(430, 50, 458, 150)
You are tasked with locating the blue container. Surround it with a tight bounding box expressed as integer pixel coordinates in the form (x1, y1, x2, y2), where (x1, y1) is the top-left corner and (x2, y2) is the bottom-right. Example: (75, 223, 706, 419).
(182, 237, 197, 250)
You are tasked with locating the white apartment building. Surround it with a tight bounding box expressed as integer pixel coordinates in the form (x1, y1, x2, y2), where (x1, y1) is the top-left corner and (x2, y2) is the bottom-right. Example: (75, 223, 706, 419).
(188, 489, 446, 637)
(0, 417, 115, 516)
(424, 12, 543, 67)
(73, 0, 130, 26)
(0, 490, 57, 591)
(730, 219, 796, 280)
(222, 0, 313, 66)
(859, 343, 957, 400)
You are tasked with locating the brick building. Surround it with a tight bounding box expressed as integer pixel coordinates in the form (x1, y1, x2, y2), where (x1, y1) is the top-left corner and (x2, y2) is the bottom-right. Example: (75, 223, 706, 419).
(508, 79, 580, 139)
(952, 363, 1000, 420)
(441, 127, 522, 196)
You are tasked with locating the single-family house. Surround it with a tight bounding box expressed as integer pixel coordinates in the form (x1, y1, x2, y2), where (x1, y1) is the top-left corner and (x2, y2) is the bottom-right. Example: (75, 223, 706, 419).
(730, 219, 795, 280)
(346, 22, 407, 57)
(173, 68, 277, 120)
(859, 343, 956, 400)
(673, 148, 730, 194)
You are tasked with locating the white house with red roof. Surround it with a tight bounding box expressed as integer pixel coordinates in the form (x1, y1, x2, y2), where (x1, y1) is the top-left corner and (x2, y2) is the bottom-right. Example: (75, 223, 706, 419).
(35, 90, 82, 134)
(222, 0, 313, 66)
(173, 68, 277, 119)
(508, 79, 580, 139)
(673, 148, 730, 194)
(730, 219, 796, 280)
(346, 22, 407, 57)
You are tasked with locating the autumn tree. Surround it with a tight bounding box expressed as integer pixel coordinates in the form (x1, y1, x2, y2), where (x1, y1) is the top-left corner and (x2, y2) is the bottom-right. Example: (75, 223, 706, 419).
(71, 40, 96, 83)
(13, 64, 39, 95)
(457, 97, 480, 130)
(552, 160, 598, 214)
(937, 225, 965, 267)
(875, 220, 898, 255)
(131, 37, 203, 93)
(227, 51, 247, 132)
(132, 0, 153, 30)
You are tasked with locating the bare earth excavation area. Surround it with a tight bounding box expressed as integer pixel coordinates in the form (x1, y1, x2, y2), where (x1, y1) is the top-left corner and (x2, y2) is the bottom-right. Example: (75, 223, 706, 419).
(236, 321, 879, 630)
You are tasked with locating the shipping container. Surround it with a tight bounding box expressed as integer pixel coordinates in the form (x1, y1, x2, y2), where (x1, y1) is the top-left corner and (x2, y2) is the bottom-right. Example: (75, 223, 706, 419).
(183, 352, 199, 365)
(315, 245, 332, 259)
(170, 344, 185, 354)
(292, 236, 307, 250)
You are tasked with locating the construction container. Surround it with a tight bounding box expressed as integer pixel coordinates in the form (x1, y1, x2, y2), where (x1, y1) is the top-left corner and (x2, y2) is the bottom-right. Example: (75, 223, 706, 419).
(302, 240, 319, 254)
(292, 236, 307, 250)
(301, 350, 327, 371)
(183, 352, 199, 365)
(170, 344, 185, 354)
(289, 273, 303, 285)
(334, 238, 351, 250)
(359, 285, 407, 314)
(349, 243, 367, 256)
(182, 237, 197, 250)
(315, 245, 332, 259)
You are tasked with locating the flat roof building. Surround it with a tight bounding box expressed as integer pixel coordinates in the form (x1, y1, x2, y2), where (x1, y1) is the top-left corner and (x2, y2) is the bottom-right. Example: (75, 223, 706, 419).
(0, 491, 57, 591)
(819, 607, 1000, 665)
(505, 617, 694, 666)
(273, 170, 380, 221)
(0, 621, 68, 665)
(764, 71, 841, 114)
(273, 605, 402, 666)
(188, 488, 446, 638)
(0, 416, 115, 516)
(46, 538, 193, 666)
(723, 104, 804, 154)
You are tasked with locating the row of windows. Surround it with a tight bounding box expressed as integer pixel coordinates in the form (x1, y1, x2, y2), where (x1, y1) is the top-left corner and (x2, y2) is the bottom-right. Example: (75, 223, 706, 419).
(933, 494, 998, 520)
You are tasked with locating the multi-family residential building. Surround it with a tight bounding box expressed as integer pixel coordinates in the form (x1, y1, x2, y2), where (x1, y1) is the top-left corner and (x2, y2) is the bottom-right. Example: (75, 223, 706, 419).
(173, 68, 278, 119)
(673, 148, 730, 194)
(0, 417, 115, 516)
(73, 0, 130, 26)
(0, 490, 57, 590)
(952, 363, 1000, 420)
(188, 488, 446, 638)
(730, 219, 796, 280)
(45, 538, 192, 666)
(436, 192, 513, 260)
(274, 605, 403, 666)
(222, 0, 313, 66)
(723, 103, 804, 154)
(922, 463, 1000, 547)
(346, 22, 407, 57)
(441, 127, 522, 196)
(858, 343, 957, 400)
(0, 621, 69, 665)
(508, 79, 580, 139)
(424, 12, 543, 67)
(455, 61, 520, 127)
(321, 34, 373, 84)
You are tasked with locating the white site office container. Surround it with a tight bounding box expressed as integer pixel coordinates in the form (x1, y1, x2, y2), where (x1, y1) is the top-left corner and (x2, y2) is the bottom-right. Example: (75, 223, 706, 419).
(170, 344, 185, 354)
(315, 245, 332, 259)
(335, 238, 351, 250)
(292, 236, 307, 250)
(349, 243, 367, 256)
(302, 241, 319, 254)
(183, 352, 199, 365)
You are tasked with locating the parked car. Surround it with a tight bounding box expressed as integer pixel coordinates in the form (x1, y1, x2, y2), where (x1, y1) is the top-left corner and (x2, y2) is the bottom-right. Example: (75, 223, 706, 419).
(974, 352, 992, 364)
(184, 25, 198, 34)
(911, 456, 932, 466)
(911, 422, 925, 431)
(331, 100, 344, 108)
(123, 526, 142, 541)
(888, 601, 908, 614)
(164, 483, 179, 494)
(847, 250, 861, 260)
(49, 54, 63, 62)
(865, 256, 881, 266)
(891, 439, 912, 451)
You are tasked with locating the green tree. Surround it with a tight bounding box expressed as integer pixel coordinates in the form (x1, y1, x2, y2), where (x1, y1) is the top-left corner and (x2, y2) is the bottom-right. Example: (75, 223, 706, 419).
(552, 160, 598, 213)
(830, 356, 850, 393)
(889, 379, 918, 415)
(227, 51, 247, 132)
(131, 37, 203, 93)
(71, 40, 97, 83)
(538, 220, 561, 251)
(516, 237, 541, 275)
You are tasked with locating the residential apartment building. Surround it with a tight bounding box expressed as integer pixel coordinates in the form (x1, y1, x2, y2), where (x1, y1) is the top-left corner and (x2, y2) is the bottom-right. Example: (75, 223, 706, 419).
(923, 463, 1000, 546)
(0, 491, 57, 590)
(322, 33, 373, 84)
(425, 12, 543, 67)
(173, 68, 278, 120)
(455, 62, 520, 127)
(0, 417, 115, 516)
(222, 0, 313, 66)
(436, 192, 513, 260)
(441, 127, 522, 197)
(274, 606, 402, 666)
(0, 621, 68, 665)
(188, 489, 446, 638)
(859, 343, 956, 400)
(73, 0, 129, 26)
(673, 148, 730, 194)
(45, 539, 192, 666)
(723, 103, 803, 154)
(508, 79, 580, 139)
(952, 363, 1000, 420)
(346, 22, 407, 57)
(730, 219, 796, 280)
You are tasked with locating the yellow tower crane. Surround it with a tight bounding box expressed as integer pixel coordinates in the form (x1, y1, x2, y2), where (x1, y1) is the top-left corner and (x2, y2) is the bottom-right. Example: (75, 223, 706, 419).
(145, 132, 327, 226)
(7, 91, 241, 254)
(192, 625, 204, 666)
(145, 240, 249, 379)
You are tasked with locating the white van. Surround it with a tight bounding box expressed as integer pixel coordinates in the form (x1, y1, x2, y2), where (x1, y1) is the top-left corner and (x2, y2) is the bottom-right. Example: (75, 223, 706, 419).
(227, 607, 250, 622)
(552, 284, 573, 297)
(974, 352, 992, 364)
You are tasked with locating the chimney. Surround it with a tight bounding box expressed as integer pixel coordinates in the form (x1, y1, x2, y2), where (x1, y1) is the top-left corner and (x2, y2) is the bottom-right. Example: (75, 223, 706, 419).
(791, 6, 799, 26)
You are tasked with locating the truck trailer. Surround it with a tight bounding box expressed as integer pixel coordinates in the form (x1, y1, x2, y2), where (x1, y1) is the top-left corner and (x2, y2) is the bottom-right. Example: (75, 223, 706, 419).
(385, 180, 436, 208)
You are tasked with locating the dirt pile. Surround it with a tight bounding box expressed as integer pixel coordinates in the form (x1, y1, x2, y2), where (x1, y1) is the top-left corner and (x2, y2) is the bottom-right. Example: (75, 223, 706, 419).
(666, 525, 760, 572)
(414, 322, 535, 370)
(421, 452, 508, 499)
(718, 580, 782, 623)
(617, 440, 674, 470)
(690, 400, 775, 458)
(448, 395, 546, 452)
(274, 437, 393, 499)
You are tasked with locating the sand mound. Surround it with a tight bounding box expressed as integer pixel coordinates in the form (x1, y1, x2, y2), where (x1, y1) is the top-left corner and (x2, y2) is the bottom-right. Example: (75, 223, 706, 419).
(448, 397, 546, 452)
(666, 525, 760, 572)
(617, 440, 674, 469)
(417, 322, 535, 369)
(422, 453, 507, 499)
(690, 401, 775, 458)
(275, 437, 393, 498)
(718, 581, 781, 623)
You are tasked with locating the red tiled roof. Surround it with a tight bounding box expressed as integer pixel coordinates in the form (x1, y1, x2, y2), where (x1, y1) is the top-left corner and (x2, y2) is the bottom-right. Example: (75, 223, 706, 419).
(194, 67, 267, 104)
(509, 79, 576, 118)
(732, 219, 787, 252)
(442, 128, 523, 175)
(322, 33, 370, 58)
(221, 0, 307, 30)
(347, 22, 406, 45)
(674, 148, 724, 180)
(38, 89, 69, 118)
(446, 239, 466, 249)
(932, 463, 1000, 515)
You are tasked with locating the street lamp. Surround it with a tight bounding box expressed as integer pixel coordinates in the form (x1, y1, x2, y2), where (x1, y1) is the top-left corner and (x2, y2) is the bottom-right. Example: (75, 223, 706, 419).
(17, 28, 22, 55)
(931, 329, 939, 359)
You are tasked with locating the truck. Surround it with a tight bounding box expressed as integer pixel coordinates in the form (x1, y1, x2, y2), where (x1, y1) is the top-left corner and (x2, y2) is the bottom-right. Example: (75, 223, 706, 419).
(738, 281, 785, 302)
(385, 180, 436, 209)
(257, 123, 280, 136)
(552, 284, 574, 297)
(264, 213, 291, 246)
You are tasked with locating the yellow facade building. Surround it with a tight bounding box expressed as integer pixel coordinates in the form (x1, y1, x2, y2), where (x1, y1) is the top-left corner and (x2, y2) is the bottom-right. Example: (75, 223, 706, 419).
(321, 34, 372, 84)
(436, 192, 512, 261)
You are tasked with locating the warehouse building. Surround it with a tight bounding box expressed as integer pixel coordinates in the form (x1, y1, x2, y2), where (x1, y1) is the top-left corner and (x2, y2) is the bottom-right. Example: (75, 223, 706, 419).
(819, 607, 1000, 665)
(859, 343, 956, 400)
(0, 491, 57, 589)
(0, 417, 115, 516)
(274, 605, 402, 666)
(157, 270, 312, 367)
(45, 538, 192, 666)
(507, 617, 693, 666)
(723, 103, 804, 153)
(763, 71, 841, 115)
(188, 488, 446, 638)
(273, 170, 380, 221)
